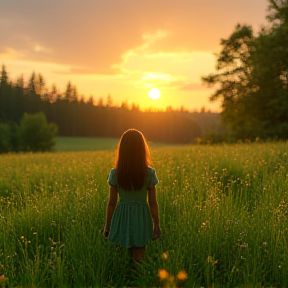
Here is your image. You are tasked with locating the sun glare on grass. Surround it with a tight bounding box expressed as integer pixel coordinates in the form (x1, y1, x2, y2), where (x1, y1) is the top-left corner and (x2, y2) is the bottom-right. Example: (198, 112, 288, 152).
(148, 88, 161, 100)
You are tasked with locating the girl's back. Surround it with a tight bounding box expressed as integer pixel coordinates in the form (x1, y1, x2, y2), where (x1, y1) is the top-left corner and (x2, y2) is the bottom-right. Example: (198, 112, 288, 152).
(108, 167, 158, 203)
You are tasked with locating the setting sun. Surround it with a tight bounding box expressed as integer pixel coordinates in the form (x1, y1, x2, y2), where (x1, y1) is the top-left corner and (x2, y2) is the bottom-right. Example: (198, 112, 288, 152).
(148, 88, 161, 100)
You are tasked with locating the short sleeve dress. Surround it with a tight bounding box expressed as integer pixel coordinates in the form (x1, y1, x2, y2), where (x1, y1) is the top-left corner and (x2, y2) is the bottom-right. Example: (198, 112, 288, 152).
(107, 167, 159, 248)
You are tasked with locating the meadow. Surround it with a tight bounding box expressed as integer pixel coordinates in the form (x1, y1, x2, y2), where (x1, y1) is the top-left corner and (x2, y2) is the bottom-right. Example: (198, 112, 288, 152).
(54, 136, 168, 152)
(0, 140, 288, 287)
(54, 137, 119, 152)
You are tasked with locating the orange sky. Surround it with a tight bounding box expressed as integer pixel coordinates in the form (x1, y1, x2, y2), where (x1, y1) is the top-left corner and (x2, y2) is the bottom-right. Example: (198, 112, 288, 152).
(1, 0, 268, 112)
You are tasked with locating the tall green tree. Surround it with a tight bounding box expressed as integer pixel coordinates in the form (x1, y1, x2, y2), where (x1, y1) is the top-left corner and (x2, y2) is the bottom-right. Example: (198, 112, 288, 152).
(249, 0, 288, 138)
(0, 123, 12, 153)
(0, 65, 13, 121)
(202, 24, 257, 139)
(202, 0, 288, 140)
(19, 112, 58, 152)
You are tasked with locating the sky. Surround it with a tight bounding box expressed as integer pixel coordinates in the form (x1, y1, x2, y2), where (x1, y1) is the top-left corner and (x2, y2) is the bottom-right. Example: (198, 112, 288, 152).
(1, 0, 268, 112)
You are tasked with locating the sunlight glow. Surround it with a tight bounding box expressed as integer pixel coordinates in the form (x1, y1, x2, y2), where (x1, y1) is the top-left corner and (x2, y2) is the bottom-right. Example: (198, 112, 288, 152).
(148, 88, 161, 100)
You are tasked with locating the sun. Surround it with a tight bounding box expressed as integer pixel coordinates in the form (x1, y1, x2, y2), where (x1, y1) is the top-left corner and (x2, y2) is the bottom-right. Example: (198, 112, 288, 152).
(148, 88, 161, 100)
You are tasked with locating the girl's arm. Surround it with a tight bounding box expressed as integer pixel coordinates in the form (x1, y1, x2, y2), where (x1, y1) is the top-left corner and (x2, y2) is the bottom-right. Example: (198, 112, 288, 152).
(103, 185, 118, 238)
(148, 186, 161, 240)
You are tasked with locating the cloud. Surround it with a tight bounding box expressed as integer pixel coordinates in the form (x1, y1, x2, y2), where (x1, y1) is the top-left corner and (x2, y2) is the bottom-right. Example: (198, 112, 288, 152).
(53, 67, 101, 75)
(33, 45, 52, 54)
(112, 32, 218, 92)
(134, 72, 185, 89)
(0, 47, 23, 60)
(179, 82, 207, 91)
(1, 0, 267, 75)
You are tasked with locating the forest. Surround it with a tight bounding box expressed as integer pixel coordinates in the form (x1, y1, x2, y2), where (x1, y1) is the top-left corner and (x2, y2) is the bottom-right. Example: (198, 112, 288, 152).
(0, 66, 218, 144)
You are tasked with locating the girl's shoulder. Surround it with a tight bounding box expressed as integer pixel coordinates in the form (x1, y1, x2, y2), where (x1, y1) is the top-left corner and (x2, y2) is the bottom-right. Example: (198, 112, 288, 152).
(108, 168, 117, 187)
(109, 167, 116, 173)
(108, 168, 116, 178)
(147, 166, 156, 177)
(147, 166, 159, 187)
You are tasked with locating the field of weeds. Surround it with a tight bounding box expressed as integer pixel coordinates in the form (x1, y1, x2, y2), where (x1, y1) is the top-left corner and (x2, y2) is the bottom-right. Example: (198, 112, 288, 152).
(0, 142, 288, 287)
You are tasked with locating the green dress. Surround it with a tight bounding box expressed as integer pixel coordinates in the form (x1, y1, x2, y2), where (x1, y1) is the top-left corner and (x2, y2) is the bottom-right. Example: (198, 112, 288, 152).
(107, 167, 159, 248)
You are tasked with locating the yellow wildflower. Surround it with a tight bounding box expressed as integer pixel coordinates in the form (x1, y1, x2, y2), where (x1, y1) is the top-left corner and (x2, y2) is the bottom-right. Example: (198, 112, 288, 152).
(158, 269, 169, 279)
(0, 275, 5, 283)
(177, 270, 187, 280)
(162, 252, 168, 260)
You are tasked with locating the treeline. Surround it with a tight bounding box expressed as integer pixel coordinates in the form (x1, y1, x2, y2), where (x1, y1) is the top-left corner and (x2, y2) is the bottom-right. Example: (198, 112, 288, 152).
(0, 66, 219, 144)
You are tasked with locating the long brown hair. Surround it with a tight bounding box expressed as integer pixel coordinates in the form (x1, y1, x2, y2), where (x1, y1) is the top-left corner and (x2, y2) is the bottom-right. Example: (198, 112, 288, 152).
(115, 129, 151, 191)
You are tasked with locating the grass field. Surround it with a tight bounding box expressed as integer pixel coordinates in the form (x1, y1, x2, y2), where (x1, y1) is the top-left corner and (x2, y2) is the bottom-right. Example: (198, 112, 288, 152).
(0, 141, 288, 287)
(55, 136, 168, 152)
(55, 136, 119, 152)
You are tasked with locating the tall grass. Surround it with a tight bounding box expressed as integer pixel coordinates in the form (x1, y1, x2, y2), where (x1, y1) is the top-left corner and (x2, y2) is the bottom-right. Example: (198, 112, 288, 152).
(55, 137, 119, 152)
(0, 142, 288, 287)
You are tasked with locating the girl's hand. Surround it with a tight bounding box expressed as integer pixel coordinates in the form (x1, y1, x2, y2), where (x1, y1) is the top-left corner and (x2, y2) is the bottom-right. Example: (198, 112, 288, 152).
(152, 224, 161, 241)
(103, 227, 109, 239)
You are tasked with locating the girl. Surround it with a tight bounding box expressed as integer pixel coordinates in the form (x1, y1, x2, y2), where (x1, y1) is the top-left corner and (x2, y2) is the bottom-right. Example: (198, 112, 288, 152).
(103, 129, 161, 264)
